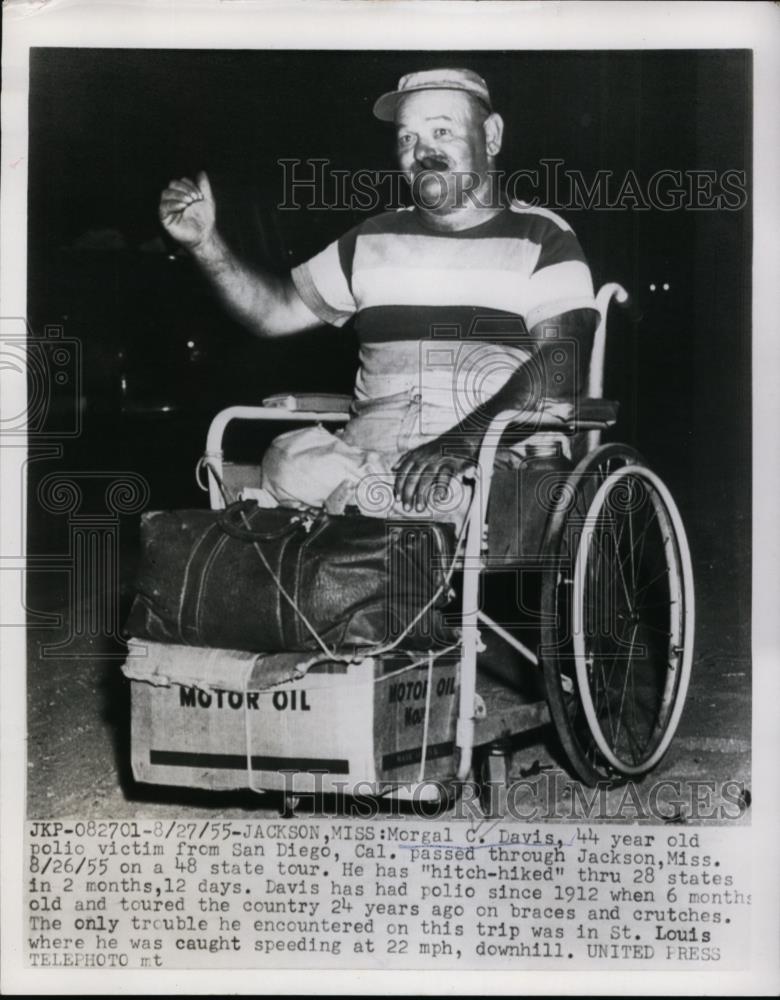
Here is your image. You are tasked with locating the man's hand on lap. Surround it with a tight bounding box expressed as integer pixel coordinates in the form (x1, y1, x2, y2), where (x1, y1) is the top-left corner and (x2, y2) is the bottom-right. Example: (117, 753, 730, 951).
(392, 436, 479, 513)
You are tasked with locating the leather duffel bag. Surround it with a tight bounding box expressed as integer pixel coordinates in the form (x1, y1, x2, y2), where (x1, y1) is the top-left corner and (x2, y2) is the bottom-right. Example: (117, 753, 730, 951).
(124, 501, 458, 653)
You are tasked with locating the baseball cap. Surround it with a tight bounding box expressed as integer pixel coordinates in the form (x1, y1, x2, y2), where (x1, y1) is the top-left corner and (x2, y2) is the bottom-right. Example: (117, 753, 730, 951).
(373, 68, 492, 122)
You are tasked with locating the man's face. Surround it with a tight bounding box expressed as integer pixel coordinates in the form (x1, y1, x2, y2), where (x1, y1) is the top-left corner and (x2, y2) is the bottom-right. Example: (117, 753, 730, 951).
(394, 89, 491, 211)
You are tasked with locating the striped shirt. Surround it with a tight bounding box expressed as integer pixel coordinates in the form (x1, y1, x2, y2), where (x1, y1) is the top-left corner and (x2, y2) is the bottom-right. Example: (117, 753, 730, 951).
(291, 201, 596, 408)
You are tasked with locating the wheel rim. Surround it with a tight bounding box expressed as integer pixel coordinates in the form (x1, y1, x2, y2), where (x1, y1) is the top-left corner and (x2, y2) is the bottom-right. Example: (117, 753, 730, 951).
(540, 444, 642, 784)
(571, 464, 695, 774)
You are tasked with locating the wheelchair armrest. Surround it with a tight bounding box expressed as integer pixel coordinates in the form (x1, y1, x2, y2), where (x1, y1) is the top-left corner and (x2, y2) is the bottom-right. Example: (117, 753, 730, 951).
(203, 401, 352, 509)
(261, 392, 353, 414)
(574, 398, 619, 427)
(486, 398, 619, 437)
(206, 402, 350, 459)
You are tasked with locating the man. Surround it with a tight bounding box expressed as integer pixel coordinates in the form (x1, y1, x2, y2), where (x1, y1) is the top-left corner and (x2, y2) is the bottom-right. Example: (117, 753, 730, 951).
(159, 68, 598, 522)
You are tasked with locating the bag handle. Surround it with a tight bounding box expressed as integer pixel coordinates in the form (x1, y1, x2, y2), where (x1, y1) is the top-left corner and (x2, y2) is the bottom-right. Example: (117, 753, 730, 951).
(217, 500, 309, 542)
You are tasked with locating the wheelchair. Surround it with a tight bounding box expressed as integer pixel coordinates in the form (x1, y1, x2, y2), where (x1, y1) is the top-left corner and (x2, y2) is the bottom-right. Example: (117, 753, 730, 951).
(194, 282, 695, 801)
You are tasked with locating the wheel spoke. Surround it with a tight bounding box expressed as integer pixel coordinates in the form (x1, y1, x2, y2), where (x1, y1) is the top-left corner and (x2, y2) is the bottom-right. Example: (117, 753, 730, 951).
(632, 501, 654, 587)
(635, 598, 677, 611)
(595, 655, 616, 743)
(613, 623, 638, 747)
(616, 501, 654, 583)
(581, 521, 612, 638)
(604, 684, 658, 727)
(621, 713, 646, 762)
(594, 662, 648, 763)
(602, 625, 632, 688)
(633, 564, 672, 602)
(628, 498, 636, 591)
(614, 492, 629, 554)
(629, 647, 638, 758)
(593, 644, 658, 751)
(640, 622, 674, 638)
(609, 522, 634, 614)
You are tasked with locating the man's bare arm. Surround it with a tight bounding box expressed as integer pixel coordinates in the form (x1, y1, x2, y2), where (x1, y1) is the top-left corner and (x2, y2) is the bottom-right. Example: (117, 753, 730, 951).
(159, 171, 322, 337)
(392, 308, 598, 511)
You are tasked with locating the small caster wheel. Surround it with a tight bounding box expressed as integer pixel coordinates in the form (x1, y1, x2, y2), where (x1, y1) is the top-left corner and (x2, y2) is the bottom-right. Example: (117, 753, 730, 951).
(478, 748, 509, 817)
(436, 780, 463, 813)
(280, 793, 301, 818)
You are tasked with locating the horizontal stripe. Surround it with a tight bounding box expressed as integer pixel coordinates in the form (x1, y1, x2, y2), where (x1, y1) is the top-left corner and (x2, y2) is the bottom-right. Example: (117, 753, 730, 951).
(353, 265, 544, 314)
(352, 260, 595, 317)
(150, 749, 350, 774)
(380, 652, 458, 674)
(381, 741, 455, 771)
(362, 205, 574, 241)
(354, 233, 541, 273)
(355, 304, 530, 344)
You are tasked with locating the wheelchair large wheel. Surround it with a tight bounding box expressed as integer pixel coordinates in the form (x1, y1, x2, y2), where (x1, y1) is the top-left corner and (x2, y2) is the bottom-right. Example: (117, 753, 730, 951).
(540, 444, 695, 785)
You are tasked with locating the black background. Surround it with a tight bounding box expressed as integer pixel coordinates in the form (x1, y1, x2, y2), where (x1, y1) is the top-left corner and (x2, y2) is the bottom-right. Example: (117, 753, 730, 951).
(26, 48, 751, 643)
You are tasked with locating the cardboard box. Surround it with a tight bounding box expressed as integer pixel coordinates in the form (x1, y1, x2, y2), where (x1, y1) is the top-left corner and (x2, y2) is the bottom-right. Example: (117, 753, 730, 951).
(122, 639, 460, 797)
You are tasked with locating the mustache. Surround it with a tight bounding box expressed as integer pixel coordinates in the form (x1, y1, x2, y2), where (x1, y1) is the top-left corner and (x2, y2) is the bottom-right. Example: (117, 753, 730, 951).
(413, 155, 451, 172)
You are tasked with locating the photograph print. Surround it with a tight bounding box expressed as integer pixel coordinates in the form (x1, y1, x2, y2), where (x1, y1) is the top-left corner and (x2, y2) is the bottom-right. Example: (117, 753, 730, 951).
(23, 47, 751, 825)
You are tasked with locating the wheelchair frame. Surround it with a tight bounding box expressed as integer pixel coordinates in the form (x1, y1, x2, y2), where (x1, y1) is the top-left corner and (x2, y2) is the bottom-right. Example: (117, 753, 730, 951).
(200, 283, 695, 792)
